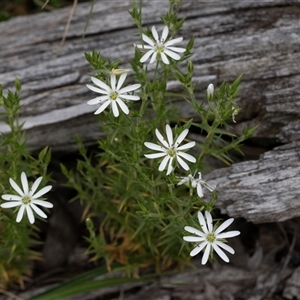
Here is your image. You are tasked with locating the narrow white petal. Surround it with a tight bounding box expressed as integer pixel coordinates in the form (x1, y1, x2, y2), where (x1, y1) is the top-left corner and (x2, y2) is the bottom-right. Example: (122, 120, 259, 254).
(158, 156, 170, 172)
(176, 155, 190, 171)
(202, 243, 211, 265)
(175, 129, 189, 146)
(184, 226, 205, 237)
(25, 205, 35, 224)
(205, 211, 213, 232)
(164, 49, 181, 61)
(94, 100, 111, 115)
(16, 205, 25, 223)
(155, 129, 169, 148)
(164, 37, 183, 46)
(111, 101, 119, 117)
(87, 96, 109, 105)
(215, 241, 235, 254)
(214, 218, 235, 235)
(212, 243, 230, 262)
(120, 94, 140, 101)
(144, 142, 166, 152)
(161, 26, 169, 41)
(30, 176, 43, 195)
(21, 172, 29, 194)
(32, 199, 53, 208)
(140, 50, 155, 63)
(177, 141, 196, 150)
(177, 152, 196, 163)
(91, 76, 110, 92)
(166, 46, 186, 53)
(86, 84, 108, 95)
(149, 52, 157, 64)
(116, 99, 129, 115)
(217, 231, 240, 239)
(165, 124, 174, 146)
(166, 157, 174, 175)
(119, 83, 141, 93)
(144, 153, 166, 159)
(197, 185, 204, 198)
(9, 178, 24, 196)
(110, 74, 116, 90)
(151, 26, 159, 41)
(1, 202, 22, 208)
(2, 194, 22, 201)
(198, 211, 208, 234)
(183, 236, 205, 242)
(32, 185, 52, 199)
(142, 34, 155, 47)
(116, 73, 127, 90)
(190, 241, 207, 257)
(161, 53, 170, 64)
(30, 203, 47, 219)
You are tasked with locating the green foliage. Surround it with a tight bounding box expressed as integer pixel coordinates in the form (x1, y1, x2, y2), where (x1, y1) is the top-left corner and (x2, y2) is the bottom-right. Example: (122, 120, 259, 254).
(0, 80, 52, 288)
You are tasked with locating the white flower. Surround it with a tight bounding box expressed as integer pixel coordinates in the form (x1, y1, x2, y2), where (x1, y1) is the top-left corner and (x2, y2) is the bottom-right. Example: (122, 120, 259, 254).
(183, 211, 240, 265)
(136, 26, 186, 64)
(86, 73, 141, 117)
(177, 171, 215, 198)
(207, 83, 214, 99)
(144, 124, 196, 175)
(1, 172, 53, 224)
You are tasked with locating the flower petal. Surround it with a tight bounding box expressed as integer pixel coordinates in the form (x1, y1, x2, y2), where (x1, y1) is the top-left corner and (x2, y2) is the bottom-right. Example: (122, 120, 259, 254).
(165, 124, 173, 146)
(164, 37, 183, 46)
(1, 202, 22, 208)
(166, 157, 174, 175)
(175, 129, 189, 146)
(25, 205, 35, 224)
(190, 241, 207, 257)
(201, 242, 211, 265)
(158, 155, 170, 172)
(87, 96, 109, 105)
(212, 243, 230, 262)
(16, 205, 25, 223)
(214, 218, 234, 235)
(215, 241, 235, 254)
(30, 203, 47, 219)
(140, 50, 155, 63)
(32, 185, 52, 199)
(21, 172, 29, 194)
(119, 84, 141, 94)
(184, 226, 204, 237)
(177, 152, 196, 163)
(164, 49, 181, 61)
(142, 34, 155, 47)
(94, 100, 111, 115)
(166, 46, 186, 53)
(86, 84, 108, 95)
(91, 76, 110, 92)
(205, 211, 213, 232)
(110, 74, 116, 90)
(161, 26, 169, 41)
(177, 141, 196, 150)
(144, 153, 166, 159)
(155, 128, 169, 148)
(149, 51, 157, 64)
(111, 101, 119, 117)
(9, 178, 24, 196)
(196, 184, 204, 198)
(198, 211, 208, 234)
(116, 99, 129, 115)
(116, 73, 127, 90)
(217, 230, 240, 239)
(183, 236, 205, 242)
(120, 94, 140, 101)
(30, 176, 43, 196)
(32, 199, 53, 208)
(151, 26, 159, 41)
(144, 142, 166, 152)
(176, 155, 190, 171)
(2, 194, 22, 201)
(160, 53, 170, 64)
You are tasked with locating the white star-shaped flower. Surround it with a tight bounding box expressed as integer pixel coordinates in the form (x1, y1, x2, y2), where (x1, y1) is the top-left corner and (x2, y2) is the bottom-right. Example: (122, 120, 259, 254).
(136, 26, 186, 64)
(177, 172, 215, 198)
(183, 211, 240, 265)
(86, 72, 141, 117)
(144, 124, 196, 175)
(1, 172, 53, 224)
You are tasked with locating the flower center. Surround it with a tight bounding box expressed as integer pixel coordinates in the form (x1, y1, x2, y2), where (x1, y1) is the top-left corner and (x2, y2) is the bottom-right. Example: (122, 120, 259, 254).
(206, 233, 216, 243)
(167, 147, 177, 157)
(155, 42, 165, 53)
(22, 196, 31, 205)
(110, 91, 118, 101)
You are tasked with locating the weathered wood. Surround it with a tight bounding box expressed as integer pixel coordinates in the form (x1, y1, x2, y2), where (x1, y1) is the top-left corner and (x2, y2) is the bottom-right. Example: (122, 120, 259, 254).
(0, 0, 300, 151)
(207, 141, 300, 223)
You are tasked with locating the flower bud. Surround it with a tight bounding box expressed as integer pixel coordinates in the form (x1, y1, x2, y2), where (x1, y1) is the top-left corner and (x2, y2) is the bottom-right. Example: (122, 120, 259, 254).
(207, 83, 214, 99)
(110, 68, 130, 75)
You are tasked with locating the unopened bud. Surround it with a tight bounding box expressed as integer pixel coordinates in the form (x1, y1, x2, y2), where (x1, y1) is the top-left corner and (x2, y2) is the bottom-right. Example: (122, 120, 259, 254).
(207, 83, 214, 99)
(110, 68, 130, 75)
